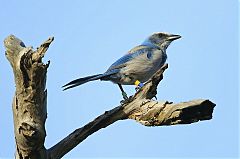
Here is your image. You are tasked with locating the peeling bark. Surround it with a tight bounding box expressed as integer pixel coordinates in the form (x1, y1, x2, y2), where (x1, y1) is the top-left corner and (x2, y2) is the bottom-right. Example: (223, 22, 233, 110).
(4, 35, 215, 159)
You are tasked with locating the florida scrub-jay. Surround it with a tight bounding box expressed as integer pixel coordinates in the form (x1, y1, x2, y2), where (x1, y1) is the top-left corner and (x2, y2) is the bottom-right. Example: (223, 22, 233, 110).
(63, 32, 181, 100)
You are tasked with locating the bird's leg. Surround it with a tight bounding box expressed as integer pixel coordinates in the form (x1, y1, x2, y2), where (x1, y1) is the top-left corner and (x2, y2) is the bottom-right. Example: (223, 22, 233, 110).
(134, 80, 144, 92)
(134, 80, 157, 100)
(118, 84, 128, 100)
(154, 96, 157, 100)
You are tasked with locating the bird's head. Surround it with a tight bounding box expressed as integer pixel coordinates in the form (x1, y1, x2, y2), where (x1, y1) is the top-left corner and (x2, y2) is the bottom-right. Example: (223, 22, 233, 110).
(143, 32, 181, 50)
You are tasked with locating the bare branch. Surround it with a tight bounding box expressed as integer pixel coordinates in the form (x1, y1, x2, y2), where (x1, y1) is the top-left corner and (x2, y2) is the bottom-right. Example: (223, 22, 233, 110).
(48, 106, 124, 159)
(4, 35, 215, 159)
(128, 99, 215, 126)
(47, 64, 215, 159)
(32, 37, 54, 63)
(4, 35, 54, 158)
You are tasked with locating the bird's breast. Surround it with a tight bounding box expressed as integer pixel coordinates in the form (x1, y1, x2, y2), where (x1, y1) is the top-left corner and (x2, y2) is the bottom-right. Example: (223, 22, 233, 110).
(119, 49, 167, 84)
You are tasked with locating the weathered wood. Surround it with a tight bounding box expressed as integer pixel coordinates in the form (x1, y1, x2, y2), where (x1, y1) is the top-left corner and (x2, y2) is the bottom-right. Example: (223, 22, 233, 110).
(4, 35, 53, 159)
(47, 64, 215, 159)
(4, 35, 215, 159)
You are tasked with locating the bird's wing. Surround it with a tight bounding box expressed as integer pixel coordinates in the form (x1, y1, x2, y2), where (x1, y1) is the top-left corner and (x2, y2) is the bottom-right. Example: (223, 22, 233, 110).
(107, 45, 152, 71)
(127, 45, 148, 54)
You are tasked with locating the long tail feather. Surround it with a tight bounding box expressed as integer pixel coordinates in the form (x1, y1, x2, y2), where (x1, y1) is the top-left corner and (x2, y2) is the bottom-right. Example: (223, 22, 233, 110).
(62, 69, 119, 91)
(62, 74, 102, 91)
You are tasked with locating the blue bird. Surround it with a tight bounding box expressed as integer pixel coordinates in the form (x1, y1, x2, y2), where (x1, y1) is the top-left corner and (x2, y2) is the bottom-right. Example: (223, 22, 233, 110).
(63, 32, 181, 100)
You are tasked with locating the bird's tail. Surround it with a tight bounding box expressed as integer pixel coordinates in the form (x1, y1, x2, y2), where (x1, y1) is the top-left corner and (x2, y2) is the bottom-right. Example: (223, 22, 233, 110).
(62, 74, 103, 91)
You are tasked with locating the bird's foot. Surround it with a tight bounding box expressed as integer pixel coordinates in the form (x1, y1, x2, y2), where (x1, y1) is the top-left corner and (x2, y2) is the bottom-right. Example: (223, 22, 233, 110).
(135, 86, 141, 92)
(122, 92, 128, 100)
(135, 81, 144, 92)
(120, 94, 134, 105)
(120, 92, 129, 104)
(153, 95, 157, 100)
(120, 99, 128, 105)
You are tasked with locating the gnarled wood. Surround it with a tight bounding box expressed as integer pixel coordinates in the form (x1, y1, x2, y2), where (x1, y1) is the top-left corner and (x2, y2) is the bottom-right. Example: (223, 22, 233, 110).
(4, 35, 215, 159)
(4, 35, 53, 159)
(47, 64, 215, 159)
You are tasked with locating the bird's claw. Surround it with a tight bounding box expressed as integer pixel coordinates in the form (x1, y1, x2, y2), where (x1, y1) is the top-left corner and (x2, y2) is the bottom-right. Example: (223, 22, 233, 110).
(135, 86, 140, 92)
(135, 82, 144, 92)
(154, 95, 157, 100)
(120, 99, 127, 105)
(120, 95, 134, 105)
(120, 92, 129, 104)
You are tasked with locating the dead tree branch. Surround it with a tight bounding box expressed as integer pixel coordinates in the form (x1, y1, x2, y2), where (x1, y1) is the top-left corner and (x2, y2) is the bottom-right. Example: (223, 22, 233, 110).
(4, 35, 215, 159)
(4, 35, 53, 159)
(47, 64, 215, 159)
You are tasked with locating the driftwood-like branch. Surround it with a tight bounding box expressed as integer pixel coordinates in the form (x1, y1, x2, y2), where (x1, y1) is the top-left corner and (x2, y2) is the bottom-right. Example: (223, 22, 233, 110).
(4, 35, 215, 159)
(4, 35, 53, 159)
(48, 64, 215, 159)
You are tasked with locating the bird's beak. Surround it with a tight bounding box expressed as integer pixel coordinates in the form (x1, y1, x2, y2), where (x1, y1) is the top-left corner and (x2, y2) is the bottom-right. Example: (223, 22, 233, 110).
(168, 34, 181, 41)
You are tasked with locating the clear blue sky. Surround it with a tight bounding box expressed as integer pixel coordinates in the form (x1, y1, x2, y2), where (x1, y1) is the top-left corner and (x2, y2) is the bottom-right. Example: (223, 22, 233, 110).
(0, 0, 239, 158)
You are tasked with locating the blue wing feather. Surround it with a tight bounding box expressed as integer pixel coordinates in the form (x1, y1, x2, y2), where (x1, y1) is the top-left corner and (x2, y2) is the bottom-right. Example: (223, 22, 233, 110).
(108, 45, 153, 70)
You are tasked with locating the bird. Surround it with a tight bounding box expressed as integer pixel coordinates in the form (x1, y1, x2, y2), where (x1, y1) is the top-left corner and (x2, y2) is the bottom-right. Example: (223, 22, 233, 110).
(63, 32, 181, 100)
